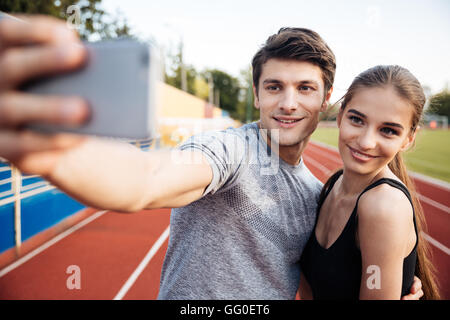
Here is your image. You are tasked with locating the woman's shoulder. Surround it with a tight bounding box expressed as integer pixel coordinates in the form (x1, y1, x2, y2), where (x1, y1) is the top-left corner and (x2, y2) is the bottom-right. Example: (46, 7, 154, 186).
(356, 178, 417, 266)
(357, 180, 413, 229)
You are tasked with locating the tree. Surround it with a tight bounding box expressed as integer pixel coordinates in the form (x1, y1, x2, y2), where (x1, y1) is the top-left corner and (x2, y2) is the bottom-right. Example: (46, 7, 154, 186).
(193, 77, 209, 101)
(202, 69, 241, 119)
(319, 102, 340, 121)
(164, 42, 197, 96)
(235, 65, 259, 123)
(0, 0, 133, 40)
(427, 89, 450, 119)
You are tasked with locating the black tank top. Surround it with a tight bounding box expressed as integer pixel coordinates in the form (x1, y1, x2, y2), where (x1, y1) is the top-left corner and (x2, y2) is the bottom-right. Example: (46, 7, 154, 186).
(300, 170, 418, 299)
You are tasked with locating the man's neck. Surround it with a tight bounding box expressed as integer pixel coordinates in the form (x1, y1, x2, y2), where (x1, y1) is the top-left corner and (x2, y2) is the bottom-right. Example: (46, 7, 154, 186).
(277, 138, 309, 166)
(258, 124, 309, 166)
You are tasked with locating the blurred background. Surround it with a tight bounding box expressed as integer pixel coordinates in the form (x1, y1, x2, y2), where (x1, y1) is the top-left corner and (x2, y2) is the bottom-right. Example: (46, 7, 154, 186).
(2, 0, 449, 124)
(0, 0, 448, 300)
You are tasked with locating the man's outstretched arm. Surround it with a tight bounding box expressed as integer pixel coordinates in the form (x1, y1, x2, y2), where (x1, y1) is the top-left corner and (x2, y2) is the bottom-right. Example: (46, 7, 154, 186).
(46, 138, 213, 212)
(0, 15, 213, 212)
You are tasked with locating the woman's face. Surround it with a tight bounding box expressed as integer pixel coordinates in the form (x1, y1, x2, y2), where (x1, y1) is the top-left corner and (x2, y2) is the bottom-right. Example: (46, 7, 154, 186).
(337, 86, 416, 176)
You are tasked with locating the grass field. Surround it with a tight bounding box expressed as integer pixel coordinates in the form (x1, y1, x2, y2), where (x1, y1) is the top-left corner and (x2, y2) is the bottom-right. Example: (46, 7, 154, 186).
(310, 127, 450, 183)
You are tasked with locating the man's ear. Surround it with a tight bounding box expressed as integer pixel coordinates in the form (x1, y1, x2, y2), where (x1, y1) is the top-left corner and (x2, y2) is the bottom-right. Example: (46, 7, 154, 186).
(321, 86, 333, 112)
(253, 84, 260, 109)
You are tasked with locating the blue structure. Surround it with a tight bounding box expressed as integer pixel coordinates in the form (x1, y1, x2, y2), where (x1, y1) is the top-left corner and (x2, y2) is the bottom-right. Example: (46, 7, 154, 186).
(0, 139, 153, 255)
(0, 161, 85, 253)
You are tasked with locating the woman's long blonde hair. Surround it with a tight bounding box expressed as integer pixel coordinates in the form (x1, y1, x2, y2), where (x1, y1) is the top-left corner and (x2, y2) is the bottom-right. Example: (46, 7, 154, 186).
(339, 65, 441, 300)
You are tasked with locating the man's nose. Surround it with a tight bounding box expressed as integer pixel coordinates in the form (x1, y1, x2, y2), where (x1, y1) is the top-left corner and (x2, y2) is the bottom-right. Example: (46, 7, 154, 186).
(278, 88, 298, 113)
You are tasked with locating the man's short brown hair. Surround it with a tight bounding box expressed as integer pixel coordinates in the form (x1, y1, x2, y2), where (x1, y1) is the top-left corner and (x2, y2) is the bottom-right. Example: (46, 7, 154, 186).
(252, 27, 336, 95)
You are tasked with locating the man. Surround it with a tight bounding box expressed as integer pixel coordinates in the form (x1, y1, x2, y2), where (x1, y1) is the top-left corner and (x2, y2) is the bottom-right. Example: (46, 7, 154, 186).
(0, 15, 423, 299)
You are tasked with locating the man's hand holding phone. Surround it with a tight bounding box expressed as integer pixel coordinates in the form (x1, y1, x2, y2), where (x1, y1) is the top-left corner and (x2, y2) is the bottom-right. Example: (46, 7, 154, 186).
(0, 13, 209, 214)
(0, 15, 90, 175)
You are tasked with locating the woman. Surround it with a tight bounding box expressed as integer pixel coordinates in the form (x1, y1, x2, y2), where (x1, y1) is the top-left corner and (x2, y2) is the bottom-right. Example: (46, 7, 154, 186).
(299, 65, 440, 299)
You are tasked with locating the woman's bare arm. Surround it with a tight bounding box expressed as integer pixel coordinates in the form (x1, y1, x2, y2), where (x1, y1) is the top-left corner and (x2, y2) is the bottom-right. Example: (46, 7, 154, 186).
(357, 184, 415, 299)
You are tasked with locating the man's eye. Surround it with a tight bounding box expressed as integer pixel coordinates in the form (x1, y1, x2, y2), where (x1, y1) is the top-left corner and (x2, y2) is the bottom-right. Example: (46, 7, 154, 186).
(380, 127, 399, 136)
(299, 86, 312, 91)
(266, 85, 280, 91)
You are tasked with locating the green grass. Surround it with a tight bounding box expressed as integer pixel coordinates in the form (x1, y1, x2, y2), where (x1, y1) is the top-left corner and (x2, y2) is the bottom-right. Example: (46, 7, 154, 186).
(310, 127, 340, 148)
(310, 127, 450, 183)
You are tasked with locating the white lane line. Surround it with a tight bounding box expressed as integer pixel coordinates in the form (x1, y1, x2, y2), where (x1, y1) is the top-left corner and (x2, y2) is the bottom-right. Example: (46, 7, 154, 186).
(422, 232, 450, 256)
(309, 140, 339, 152)
(0, 210, 108, 278)
(303, 155, 332, 176)
(308, 142, 341, 162)
(418, 194, 450, 214)
(409, 171, 450, 191)
(113, 225, 170, 300)
(307, 146, 342, 164)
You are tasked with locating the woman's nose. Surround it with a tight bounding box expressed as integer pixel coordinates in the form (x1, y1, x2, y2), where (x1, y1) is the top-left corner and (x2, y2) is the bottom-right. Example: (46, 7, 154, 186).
(357, 129, 377, 150)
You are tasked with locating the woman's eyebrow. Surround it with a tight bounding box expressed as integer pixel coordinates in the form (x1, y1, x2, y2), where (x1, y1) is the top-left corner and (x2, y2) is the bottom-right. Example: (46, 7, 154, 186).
(383, 122, 404, 129)
(348, 108, 404, 129)
(348, 109, 366, 118)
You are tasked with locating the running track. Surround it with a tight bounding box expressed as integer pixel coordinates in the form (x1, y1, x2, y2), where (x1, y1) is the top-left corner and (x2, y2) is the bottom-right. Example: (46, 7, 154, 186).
(0, 141, 448, 299)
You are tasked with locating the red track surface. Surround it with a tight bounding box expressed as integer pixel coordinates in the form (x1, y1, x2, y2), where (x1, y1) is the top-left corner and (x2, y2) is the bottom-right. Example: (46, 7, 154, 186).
(0, 141, 448, 299)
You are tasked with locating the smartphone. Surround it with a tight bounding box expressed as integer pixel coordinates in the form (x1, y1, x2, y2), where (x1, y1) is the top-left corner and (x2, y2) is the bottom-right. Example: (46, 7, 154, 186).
(19, 39, 161, 140)
(1, 13, 160, 140)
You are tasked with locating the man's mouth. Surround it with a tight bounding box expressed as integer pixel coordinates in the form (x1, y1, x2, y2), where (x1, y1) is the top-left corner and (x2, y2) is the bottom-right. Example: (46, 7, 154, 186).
(273, 116, 303, 127)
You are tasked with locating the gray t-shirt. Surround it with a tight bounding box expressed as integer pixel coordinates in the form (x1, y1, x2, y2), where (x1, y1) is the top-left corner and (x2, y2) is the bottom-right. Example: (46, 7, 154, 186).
(158, 122, 323, 299)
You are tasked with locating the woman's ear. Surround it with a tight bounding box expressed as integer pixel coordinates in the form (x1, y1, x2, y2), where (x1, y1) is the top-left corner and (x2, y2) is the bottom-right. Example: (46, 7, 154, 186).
(401, 127, 418, 152)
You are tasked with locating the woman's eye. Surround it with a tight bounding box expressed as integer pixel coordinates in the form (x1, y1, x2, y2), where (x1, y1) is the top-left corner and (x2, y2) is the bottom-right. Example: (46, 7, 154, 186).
(349, 116, 363, 125)
(380, 127, 399, 136)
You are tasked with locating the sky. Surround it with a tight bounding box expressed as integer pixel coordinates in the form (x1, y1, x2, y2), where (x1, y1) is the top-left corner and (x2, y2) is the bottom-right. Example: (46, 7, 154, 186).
(101, 0, 450, 102)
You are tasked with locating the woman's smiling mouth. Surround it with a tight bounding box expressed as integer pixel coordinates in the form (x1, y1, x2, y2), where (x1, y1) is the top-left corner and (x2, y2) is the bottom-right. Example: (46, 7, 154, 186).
(347, 145, 379, 162)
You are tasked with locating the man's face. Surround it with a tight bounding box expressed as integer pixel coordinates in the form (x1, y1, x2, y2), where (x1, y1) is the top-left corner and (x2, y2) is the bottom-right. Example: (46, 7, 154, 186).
(254, 58, 331, 147)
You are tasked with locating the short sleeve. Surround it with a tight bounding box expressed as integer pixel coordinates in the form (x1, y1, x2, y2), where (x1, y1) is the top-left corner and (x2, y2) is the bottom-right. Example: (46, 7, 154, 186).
(179, 130, 247, 196)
